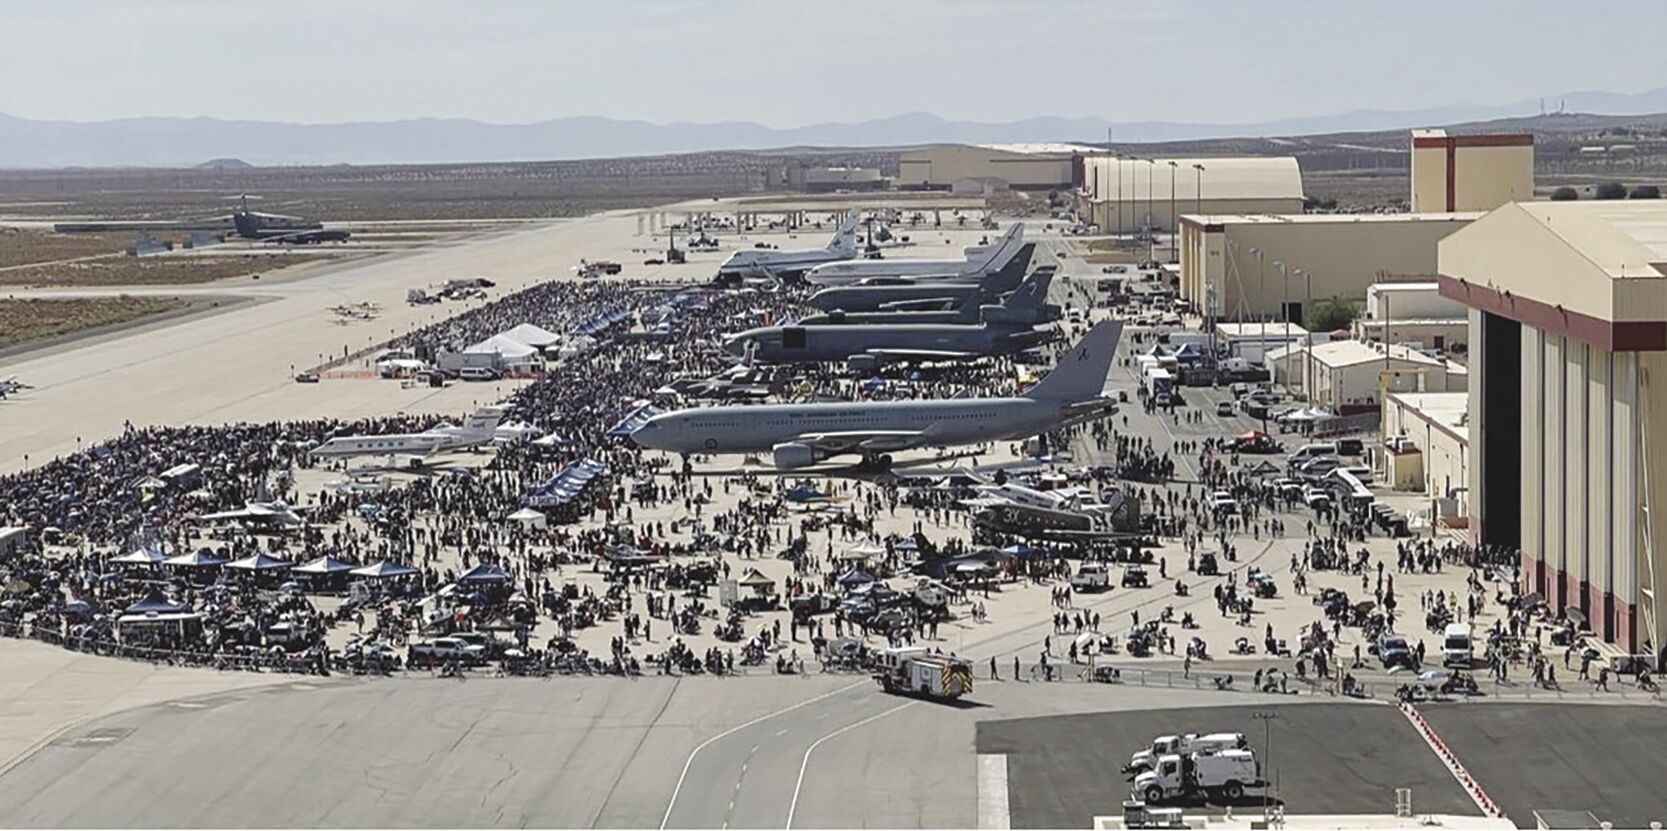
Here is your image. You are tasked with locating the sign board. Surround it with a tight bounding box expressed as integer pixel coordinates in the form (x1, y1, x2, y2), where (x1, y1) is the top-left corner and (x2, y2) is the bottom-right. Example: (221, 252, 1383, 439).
(719, 579, 738, 607)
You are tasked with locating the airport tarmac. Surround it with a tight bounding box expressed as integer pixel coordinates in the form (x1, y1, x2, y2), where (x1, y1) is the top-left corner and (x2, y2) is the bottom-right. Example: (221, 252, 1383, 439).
(977, 702, 1477, 828)
(0, 667, 1301, 829)
(1420, 703, 1667, 828)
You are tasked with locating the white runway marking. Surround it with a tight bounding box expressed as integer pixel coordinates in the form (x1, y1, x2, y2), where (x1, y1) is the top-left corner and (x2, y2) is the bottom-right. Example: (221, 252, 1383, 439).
(785, 701, 916, 829)
(976, 753, 1012, 829)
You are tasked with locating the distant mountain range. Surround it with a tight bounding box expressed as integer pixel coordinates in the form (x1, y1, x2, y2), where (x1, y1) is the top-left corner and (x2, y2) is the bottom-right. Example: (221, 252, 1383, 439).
(5, 86, 1667, 169)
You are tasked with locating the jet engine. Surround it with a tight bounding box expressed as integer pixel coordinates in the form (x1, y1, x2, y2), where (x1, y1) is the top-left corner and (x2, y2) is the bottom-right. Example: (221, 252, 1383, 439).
(771, 442, 818, 470)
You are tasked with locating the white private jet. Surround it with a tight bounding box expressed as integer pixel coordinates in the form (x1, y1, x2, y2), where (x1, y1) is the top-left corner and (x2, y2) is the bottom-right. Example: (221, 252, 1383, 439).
(802, 223, 1025, 286)
(195, 501, 313, 529)
(630, 320, 1123, 471)
(716, 211, 861, 281)
(309, 407, 504, 464)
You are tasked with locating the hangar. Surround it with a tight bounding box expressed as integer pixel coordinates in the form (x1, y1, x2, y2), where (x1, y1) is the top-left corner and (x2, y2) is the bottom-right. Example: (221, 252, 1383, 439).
(1079, 156, 1304, 234)
(1444, 200, 1667, 656)
(1177, 211, 1481, 320)
(896, 143, 1093, 191)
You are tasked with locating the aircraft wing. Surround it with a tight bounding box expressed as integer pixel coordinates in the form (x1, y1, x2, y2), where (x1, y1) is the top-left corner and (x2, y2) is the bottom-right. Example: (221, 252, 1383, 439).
(198, 508, 259, 521)
(790, 429, 931, 454)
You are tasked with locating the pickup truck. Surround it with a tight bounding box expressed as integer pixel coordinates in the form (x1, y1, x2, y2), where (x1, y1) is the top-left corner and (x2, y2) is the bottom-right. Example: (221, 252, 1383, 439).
(407, 637, 487, 668)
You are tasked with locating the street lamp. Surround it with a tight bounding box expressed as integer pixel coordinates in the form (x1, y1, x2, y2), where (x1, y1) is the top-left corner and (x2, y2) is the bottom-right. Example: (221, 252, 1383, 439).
(1192, 163, 1205, 218)
(1293, 269, 1306, 403)
(1143, 158, 1157, 265)
(1253, 711, 1279, 820)
(1167, 160, 1179, 262)
(1275, 260, 1292, 392)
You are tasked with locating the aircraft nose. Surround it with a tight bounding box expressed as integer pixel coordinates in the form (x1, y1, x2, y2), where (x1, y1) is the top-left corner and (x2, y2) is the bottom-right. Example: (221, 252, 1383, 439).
(722, 336, 749, 357)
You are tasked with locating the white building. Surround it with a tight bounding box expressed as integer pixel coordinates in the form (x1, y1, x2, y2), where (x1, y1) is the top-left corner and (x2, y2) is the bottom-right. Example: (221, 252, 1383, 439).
(1293, 340, 1467, 412)
(1355, 282, 1469, 353)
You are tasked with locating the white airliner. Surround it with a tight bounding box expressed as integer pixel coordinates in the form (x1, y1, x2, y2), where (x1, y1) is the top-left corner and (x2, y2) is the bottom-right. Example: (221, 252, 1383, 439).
(802, 223, 1025, 286)
(630, 320, 1123, 470)
(309, 407, 504, 462)
(716, 212, 862, 280)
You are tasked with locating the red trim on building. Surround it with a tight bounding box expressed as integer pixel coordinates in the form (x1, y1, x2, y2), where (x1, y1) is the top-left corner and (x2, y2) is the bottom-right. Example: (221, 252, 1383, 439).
(1412, 133, 1534, 149)
(1438, 274, 1667, 352)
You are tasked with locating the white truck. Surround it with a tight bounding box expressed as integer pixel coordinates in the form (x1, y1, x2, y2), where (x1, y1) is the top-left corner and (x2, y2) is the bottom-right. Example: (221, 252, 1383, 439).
(873, 646, 973, 700)
(1123, 732, 1246, 775)
(1133, 749, 1265, 804)
(1443, 622, 1474, 668)
(1143, 367, 1175, 406)
(1071, 562, 1111, 593)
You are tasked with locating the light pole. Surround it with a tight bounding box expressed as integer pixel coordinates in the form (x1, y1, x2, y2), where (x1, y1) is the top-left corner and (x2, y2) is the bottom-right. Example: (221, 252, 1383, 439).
(1250, 247, 1265, 344)
(1275, 260, 1292, 393)
(1293, 268, 1309, 401)
(1253, 711, 1278, 821)
(1192, 163, 1205, 218)
(1144, 158, 1156, 265)
(1167, 160, 1179, 262)
(1114, 154, 1124, 240)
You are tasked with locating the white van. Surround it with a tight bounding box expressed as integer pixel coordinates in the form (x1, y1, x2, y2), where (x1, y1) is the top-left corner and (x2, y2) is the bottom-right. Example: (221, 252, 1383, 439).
(1288, 443, 1339, 465)
(458, 367, 501, 382)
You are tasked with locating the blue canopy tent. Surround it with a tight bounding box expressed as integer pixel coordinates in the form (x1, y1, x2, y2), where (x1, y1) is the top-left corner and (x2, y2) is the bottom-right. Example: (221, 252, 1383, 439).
(458, 563, 514, 584)
(124, 590, 190, 616)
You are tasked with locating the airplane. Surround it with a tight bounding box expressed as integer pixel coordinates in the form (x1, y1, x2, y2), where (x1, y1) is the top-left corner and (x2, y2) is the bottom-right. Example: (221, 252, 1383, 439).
(715, 211, 861, 281)
(802, 223, 1024, 286)
(629, 320, 1123, 471)
(965, 483, 1136, 542)
(0, 376, 32, 400)
(795, 267, 1060, 328)
(225, 194, 351, 244)
(804, 243, 1035, 313)
(308, 407, 505, 462)
(720, 321, 1057, 372)
(194, 500, 312, 529)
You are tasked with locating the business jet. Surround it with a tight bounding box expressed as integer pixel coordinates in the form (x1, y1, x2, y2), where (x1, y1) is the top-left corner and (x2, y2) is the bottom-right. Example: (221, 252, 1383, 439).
(802, 223, 1024, 286)
(308, 407, 504, 465)
(715, 211, 862, 281)
(630, 320, 1123, 471)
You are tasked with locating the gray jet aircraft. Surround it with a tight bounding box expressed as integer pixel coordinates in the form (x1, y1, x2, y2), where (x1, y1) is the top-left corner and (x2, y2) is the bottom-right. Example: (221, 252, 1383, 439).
(795, 266, 1059, 328)
(630, 320, 1123, 471)
(722, 320, 1055, 372)
(805, 243, 1035, 312)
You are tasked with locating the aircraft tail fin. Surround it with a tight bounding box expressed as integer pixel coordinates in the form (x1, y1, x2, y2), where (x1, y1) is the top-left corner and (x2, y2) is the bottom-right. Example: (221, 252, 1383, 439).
(981, 266, 1060, 325)
(968, 223, 1023, 272)
(460, 406, 505, 439)
(1022, 320, 1123, 402)
(826, 211, 861, 256)
(979, 243, 1035, 295)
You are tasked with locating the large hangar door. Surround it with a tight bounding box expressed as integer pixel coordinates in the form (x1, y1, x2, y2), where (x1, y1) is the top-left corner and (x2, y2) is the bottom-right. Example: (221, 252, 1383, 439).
(1481, 311, 1522, 550)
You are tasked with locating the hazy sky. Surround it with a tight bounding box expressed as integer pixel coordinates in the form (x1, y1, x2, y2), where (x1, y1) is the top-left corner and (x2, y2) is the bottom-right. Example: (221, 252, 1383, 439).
(1, 0, 1660, 125)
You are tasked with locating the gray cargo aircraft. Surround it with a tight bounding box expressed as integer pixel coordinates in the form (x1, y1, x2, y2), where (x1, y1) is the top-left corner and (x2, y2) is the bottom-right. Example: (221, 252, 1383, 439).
(805, 243, 1035, 312)
(630, 320, 1122, 470)
(802, 223, 1025, 286)
(722, 319, 1055, 372)
(794, 266, 1059, 328)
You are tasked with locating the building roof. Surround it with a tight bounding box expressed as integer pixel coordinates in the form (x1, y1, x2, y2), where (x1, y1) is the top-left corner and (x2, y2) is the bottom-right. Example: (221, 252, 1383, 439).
(1502, 201, 1667, 279)
(1083, 156, 1304, 201)
(974, 142, 1100, 156)
(1307, 339, 1445, 370)
(1217, 321, 1310, 338)
(1184, 211, 1483, 228)
(1386, 391, 1468, 442)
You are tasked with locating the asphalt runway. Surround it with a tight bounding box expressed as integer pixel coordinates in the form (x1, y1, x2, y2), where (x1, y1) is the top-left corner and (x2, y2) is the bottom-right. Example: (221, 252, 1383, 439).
(975, 702, 1477, 829)
(1421, 703, 1667, 829)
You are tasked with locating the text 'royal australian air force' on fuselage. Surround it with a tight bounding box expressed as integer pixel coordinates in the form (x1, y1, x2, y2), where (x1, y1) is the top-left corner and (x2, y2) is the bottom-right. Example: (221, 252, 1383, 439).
(715, 211, 862, 280)
(629, 319, 1124, 470)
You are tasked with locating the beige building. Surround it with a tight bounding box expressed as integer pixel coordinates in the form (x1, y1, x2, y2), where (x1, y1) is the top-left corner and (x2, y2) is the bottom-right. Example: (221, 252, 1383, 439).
(1078, 156, 1303, 234)
(1354, 282, 1468, 353)
(1380, 392, 1470, 515)
(897, 143, 1092, 190)
(1292, 340, 1467, 413)
(1443, 200, 1667, 655)
(1411, 130, 1535, 213)
(1178, 212, 1481, 321)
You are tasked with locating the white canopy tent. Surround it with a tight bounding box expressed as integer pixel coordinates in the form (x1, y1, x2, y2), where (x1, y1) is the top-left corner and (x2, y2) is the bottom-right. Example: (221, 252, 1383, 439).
(498, 323, 562, 348)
